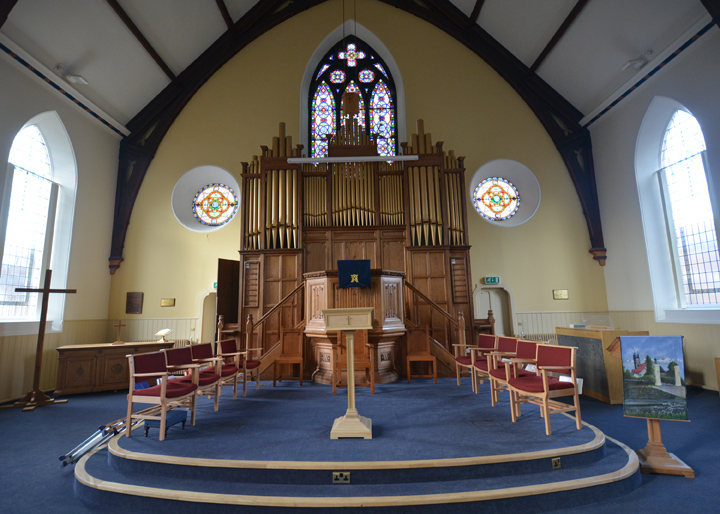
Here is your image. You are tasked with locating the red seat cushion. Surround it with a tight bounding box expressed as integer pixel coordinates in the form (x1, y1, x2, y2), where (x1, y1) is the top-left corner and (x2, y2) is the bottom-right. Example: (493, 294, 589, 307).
(217, 364, 238, 376)
(243, 360, 261, 370)
(133, 380, 197, 398)
(490, 365, 534, 381)
(473, 360, 489, 372)
(179, 373, 220, 386)
(455, 356, 472, 365)
(508, 375, 573, 393)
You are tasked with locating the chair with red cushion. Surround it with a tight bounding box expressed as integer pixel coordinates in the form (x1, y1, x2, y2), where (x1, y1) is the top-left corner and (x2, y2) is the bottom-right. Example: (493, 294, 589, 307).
(218, 338, 261, 397)
(125, 350, 197, 441)
(470, 333, 498, 393)
(487, 337, 533, 407)
(207, 340, 241, 400)
(452, 331, 482, 388)
(165, 346, 221, 411)
(507, 344, 582, 436)
(190, 342, 226, 408)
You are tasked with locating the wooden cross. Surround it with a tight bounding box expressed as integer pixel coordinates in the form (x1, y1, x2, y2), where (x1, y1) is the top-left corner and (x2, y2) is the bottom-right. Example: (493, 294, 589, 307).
(1, 269, 76, 412)
(112, 319, 126, 344)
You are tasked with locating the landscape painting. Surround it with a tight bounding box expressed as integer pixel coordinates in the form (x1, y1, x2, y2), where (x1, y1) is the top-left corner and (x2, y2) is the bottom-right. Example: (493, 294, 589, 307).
(619, 335, 688, 421)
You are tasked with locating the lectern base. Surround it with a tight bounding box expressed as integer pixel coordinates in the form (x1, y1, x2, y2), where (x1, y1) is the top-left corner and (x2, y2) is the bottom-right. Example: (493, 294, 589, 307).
(330, 412, 372, 439)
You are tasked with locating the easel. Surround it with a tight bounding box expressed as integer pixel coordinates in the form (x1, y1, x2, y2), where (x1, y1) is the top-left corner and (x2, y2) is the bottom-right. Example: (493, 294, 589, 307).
(607, 337, 694, 478)
(0, 270, 76, 412)
(636, 418, 695, 478)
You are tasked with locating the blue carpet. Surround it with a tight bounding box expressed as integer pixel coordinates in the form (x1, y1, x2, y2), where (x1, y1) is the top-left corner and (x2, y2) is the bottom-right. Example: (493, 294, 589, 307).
(1, 379, 718, 513)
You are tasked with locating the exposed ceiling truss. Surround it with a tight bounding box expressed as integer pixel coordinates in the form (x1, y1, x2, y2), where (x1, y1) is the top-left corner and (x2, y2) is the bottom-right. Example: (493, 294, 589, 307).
(3, 0, 717, 272)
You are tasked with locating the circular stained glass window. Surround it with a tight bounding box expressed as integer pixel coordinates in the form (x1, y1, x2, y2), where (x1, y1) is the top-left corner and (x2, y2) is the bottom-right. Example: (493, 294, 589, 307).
(472, 177, 519, 221)
(193, 183, 238, 226)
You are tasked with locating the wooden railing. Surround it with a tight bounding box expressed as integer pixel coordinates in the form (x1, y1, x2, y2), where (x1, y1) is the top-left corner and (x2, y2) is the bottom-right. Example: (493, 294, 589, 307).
(244, 283, 305, 373)
(403, 280, 466, 354)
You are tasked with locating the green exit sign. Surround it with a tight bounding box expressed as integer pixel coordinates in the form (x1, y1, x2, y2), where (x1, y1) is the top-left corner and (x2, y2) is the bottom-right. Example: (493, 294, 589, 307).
(484, 276, 500, 285)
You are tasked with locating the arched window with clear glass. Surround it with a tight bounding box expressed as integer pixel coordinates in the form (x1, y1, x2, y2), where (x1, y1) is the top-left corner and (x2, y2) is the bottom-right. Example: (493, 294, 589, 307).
(309, 37, 397, 158)
(0, 125, 57, 318)
(659, 110, 720, 306)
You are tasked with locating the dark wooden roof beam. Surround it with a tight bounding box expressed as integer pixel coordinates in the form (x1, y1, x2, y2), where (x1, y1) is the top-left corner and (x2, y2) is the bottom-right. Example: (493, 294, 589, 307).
(468, 0, 485, 26)
(105, 0, 176, 81)
(216, 0, 235, 31)
(702, 0, 720, 29)
(0, 0, 19, 29)
(530, 0, 589, 73)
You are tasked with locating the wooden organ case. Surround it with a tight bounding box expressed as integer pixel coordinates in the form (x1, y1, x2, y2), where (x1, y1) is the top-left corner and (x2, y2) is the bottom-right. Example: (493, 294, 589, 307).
(218, 119, 475, 385)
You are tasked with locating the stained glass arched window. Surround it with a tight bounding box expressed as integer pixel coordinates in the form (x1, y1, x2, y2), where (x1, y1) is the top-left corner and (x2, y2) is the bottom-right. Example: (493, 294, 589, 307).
(472, 177, 520, 221)
(309, 37, 397, 158)
(193, 183, 238, 227)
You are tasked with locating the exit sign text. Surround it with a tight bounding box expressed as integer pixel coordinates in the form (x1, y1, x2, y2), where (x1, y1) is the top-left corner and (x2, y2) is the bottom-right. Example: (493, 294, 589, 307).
(484, 276, 500, 285)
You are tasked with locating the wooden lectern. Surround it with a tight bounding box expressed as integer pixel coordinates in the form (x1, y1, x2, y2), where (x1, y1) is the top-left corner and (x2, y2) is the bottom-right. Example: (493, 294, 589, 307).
(324, 308, 374, 439)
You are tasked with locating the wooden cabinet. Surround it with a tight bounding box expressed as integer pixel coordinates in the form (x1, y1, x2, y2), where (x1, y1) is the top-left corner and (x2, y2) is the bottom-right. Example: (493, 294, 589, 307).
(556, 327, 648, 404)
(55, 341, 175, 395)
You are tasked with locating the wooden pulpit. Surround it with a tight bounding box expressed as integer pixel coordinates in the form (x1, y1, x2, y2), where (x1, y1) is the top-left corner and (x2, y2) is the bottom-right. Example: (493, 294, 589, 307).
(304, 269, 405, 387)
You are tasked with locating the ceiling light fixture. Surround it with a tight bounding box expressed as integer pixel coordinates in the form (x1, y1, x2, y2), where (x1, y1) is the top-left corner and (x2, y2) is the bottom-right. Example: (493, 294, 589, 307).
(622, 49, 653, 71)
(66, 74, 89, 85)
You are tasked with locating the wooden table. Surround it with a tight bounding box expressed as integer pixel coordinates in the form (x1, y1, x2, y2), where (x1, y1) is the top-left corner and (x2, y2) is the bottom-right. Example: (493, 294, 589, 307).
(55, 341, 175, 395)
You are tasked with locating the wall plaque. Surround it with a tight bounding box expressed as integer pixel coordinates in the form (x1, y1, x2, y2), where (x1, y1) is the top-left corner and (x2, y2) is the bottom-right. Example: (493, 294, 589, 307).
(126, 292, 143, 314)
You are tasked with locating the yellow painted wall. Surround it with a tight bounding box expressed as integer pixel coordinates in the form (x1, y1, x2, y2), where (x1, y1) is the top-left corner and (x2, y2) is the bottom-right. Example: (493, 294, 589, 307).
(108, 0, 607, 322)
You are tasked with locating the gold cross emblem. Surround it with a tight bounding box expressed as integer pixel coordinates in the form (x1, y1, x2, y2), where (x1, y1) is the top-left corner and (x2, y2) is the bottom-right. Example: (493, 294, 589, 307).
(350, 274, 359, 283)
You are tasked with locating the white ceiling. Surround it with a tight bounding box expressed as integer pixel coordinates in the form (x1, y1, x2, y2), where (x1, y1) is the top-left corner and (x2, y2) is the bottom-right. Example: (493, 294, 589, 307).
(1, 0, 712, 134)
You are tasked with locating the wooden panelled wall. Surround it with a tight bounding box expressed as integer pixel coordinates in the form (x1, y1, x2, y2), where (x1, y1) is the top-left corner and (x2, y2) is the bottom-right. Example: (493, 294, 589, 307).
(224, 120, 473, 367)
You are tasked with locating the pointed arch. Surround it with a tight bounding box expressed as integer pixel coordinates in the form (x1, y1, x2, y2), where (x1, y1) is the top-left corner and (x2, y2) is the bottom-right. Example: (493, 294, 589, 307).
(300, 21, 406, 153)
(0, 111, 76, 333)
(635, 97, 720, 323)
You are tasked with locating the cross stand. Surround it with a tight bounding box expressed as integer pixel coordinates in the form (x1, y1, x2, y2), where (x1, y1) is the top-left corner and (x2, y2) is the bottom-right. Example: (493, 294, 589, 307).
(112, 319, 126, 345)
(0, 270, 76, 412)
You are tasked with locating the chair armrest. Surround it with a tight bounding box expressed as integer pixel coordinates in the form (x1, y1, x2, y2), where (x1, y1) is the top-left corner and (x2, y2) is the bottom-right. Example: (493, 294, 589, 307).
(193, 357, 222, 364)
(218, 351, 245, 357)
(539, 365, 574, 371)
(132, 371, 169, 378)
(509, 358, 536, 364)
(488, 351, 516, 357)
(166, 363, 201, 371)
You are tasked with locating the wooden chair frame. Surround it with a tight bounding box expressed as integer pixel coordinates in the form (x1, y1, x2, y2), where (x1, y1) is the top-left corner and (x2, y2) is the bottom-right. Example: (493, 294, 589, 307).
(125, 350, 197, 442)
(486, 336, 519, 406)
(332, 330, 375, 395)
(273, 327, 304, 387)
(406, 325, 437, 384)
(507, 344, 583, 436)
(165, 346, 221, 412)
(190, 342, 226, 408)
(470, 333, 498, 393)
(211, 340, 241, 400)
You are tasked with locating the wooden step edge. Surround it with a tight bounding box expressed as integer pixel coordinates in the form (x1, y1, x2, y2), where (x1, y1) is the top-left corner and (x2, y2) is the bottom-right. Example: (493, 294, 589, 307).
(76, 435, 638, 509)
(108, 417, 605, 471)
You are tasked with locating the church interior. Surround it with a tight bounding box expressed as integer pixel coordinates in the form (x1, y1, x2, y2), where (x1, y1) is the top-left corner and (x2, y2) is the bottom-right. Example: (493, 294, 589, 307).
(1, 1, 719, 512)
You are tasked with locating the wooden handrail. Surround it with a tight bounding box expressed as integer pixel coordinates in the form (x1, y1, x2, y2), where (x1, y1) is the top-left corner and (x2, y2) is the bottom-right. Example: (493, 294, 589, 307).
(403, 281, 458, 326)
(404, 280, 466, 353)
(248, 282, 305, 330)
